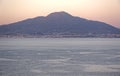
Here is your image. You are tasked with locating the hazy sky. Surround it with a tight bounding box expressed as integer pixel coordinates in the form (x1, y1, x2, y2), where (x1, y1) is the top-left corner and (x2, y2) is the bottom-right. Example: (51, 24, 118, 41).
(0, 0, 120, 27)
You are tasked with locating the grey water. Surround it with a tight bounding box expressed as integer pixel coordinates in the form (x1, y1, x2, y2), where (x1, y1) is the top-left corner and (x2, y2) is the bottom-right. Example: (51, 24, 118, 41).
(0, 38, 120, 76)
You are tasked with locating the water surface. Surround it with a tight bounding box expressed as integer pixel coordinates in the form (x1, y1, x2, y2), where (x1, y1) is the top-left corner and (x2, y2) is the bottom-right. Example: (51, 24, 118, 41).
(0, 38, 120, 76)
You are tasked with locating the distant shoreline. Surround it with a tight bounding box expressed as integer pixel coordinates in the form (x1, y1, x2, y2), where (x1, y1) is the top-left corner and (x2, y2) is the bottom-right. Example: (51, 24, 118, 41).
(0, 34, 120, 38)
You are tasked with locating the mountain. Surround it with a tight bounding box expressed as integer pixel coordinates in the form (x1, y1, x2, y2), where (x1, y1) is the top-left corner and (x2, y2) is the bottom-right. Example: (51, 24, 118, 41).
(0, 11, 120, 37)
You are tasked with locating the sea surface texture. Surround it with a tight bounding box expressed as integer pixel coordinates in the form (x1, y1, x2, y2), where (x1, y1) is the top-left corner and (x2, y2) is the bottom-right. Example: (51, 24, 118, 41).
(0, 38, 120, 76)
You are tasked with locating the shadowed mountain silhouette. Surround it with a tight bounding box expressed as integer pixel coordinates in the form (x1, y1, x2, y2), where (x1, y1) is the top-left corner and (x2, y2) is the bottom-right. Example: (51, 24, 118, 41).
(46, 11, 73, 19)
(0, 11, 120, 37)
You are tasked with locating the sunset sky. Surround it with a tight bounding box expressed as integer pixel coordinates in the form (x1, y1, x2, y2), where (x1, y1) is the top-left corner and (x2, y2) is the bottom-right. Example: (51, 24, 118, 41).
(0, 0, 120, 27)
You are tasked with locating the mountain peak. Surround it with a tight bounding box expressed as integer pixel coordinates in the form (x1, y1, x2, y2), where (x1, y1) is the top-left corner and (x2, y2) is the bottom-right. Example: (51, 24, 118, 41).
(46, 11, 73, 18)
(0, 11, 120, 38)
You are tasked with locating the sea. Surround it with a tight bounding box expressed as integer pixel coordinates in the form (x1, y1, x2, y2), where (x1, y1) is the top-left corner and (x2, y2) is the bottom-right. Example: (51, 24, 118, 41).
(0, 38, 120, 76)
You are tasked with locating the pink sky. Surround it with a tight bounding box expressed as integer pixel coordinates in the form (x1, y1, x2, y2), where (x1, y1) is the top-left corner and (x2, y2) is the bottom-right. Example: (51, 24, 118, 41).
(0, 0, 120, 27)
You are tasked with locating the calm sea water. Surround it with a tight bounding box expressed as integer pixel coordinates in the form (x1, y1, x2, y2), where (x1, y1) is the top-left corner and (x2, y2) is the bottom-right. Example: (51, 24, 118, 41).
(0, 38, 120, 76)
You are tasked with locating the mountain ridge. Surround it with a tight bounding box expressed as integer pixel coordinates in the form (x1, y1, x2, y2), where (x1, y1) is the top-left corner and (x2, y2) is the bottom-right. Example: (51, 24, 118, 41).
(0, 11, 120, 38)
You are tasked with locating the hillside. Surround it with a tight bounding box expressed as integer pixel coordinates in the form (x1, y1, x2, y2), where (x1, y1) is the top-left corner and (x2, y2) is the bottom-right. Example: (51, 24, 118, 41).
(0, 11, 120, 38)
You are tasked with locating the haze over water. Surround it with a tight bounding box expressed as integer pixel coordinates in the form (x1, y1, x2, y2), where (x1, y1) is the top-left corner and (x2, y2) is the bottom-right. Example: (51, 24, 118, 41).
(0, 38, 120, 76)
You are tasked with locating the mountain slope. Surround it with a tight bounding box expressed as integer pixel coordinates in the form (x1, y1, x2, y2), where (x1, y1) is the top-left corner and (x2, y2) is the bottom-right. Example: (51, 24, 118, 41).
(0, 11, 120, 37)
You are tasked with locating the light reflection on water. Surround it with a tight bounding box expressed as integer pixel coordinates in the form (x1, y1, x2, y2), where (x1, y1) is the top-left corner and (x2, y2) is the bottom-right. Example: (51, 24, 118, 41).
(0, 38, 120, 76)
